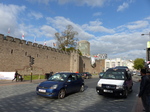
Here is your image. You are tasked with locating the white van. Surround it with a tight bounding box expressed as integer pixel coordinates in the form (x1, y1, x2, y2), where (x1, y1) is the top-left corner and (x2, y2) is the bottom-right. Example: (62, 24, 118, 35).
(96, 68, 133, 98)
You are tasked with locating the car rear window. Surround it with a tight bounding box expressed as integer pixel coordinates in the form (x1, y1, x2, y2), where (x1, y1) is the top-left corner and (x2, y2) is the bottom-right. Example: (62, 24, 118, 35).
(102, 71, 125, 80)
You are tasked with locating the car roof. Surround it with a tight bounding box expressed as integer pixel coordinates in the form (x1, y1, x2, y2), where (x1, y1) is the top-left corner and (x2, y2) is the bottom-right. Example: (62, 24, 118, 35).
(106, 68, 128, 72)
(55, 72, 76, 75)
(115, 66, 129, 68)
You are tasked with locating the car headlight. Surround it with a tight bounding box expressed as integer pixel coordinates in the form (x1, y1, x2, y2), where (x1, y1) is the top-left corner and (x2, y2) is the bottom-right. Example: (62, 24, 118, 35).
(97, 83, 102, 87)
(50, 85, 58, 89)
(116, 85, 124, 89)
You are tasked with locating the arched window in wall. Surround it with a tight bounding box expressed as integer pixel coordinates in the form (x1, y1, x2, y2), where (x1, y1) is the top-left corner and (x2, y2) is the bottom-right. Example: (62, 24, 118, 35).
(25, 52, 27, 56)
(11, 49, 13, 54)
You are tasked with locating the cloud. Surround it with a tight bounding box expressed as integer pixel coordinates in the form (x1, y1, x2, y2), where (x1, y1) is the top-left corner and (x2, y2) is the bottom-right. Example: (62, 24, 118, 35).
(116, 19, 150, 32)
(0, 3, 26, 35)
(27, 0, 50, 5)
(46, 16, 95, 40)
(28, 11, 43, 20)
(117, 2, 129, 12)
(27, 0, 107, 7)
(40, 25, 57, 37)
(145, 16, 150, 20)
(126, 21, 149, 30)
(82, 20, 115, 33)
(93, 12, 102, 17)
(74, 0, 107, 7)
(89, 32, 147, 60)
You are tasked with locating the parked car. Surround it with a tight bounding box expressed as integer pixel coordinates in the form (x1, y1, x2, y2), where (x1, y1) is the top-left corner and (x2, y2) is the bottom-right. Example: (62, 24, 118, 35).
(137, 72, 141, 76)
(99, 72, 105, 78)
(132, 71, 136, 75)
(96, 68, 133, 98)
(36, 72, 84, 99)
(82, 72, 92, 79)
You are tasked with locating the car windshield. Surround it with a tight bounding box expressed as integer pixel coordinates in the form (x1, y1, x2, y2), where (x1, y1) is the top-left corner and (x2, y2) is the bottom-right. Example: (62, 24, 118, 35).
(102, 71, 125, 80)
(48, 73, 68, 81)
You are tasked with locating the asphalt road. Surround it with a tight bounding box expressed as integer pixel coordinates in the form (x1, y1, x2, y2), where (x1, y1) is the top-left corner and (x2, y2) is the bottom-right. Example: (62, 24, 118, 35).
(0, 75, 141, 112)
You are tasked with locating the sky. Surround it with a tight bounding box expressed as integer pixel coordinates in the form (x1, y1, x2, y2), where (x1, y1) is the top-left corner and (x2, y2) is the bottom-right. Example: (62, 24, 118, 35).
(0, 0, 150, 60)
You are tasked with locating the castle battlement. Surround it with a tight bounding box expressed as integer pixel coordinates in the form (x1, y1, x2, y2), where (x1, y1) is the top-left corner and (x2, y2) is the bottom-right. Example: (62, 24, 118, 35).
(0, 33, 103, 75)
(0, 34, 71, 54)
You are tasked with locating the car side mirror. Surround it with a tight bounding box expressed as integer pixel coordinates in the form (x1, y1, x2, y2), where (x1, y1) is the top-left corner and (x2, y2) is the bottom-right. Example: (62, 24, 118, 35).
(99, 76, 102, 78)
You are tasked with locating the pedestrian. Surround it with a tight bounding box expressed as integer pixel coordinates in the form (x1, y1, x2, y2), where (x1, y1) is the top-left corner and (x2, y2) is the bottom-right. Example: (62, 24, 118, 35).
(138, 67, 150, 112)
(138, 68, 146, 111)
(49, 71, 53, 78)
(18, 74, 23, 81)
(12, 71, 19, 82)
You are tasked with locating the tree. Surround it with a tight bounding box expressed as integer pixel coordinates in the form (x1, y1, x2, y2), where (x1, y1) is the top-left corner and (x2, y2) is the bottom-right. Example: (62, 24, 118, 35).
(62, 47, 82, 56)
(55, 25, 78, 50)
(133, 58, 145, 70)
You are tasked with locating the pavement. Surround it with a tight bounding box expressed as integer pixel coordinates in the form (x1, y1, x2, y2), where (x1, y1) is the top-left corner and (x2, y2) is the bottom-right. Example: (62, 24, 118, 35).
(0, 75, 144, 112)
(134, 98, 144, 112)
(132, 75, 145, 112)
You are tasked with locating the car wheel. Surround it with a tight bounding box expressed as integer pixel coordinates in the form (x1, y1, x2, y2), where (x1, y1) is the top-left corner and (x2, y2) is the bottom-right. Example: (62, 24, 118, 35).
(124, 89, 128, 98)
(58, 89, 65, 99)
(80, 85, 84, 92)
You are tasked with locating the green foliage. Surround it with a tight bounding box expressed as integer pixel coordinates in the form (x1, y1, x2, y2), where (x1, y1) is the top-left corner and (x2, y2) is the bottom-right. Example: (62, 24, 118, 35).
(62, 47, 82, 56)
(55, 25, 78, 50)
(133, 58, 145, 70)
(55, 25, 82, 55)
(23, 75, 45, 80)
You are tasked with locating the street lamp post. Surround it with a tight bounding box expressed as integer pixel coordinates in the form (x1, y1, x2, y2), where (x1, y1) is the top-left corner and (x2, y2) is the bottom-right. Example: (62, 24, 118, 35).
(141, 32, 150, 61)
(141, 32, 150, 40)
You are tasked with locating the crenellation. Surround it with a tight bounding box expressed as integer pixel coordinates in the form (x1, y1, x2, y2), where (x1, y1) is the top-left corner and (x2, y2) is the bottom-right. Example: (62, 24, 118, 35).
(47, 47, 53, 51)
(51, 48, 54, 51)
(53, 48, 57, 52)
(64, 51, 67, 54)
(21, 40, 27, 45)
(33, 43, 38, 47)
(38, 44, 43, 48)
(43, 46, 48, 49)
(0, 34, 4, 38)
(14, 38, 21, 44)
(26, 41, 33, 46)
(56, 49, 60, 53)
(59, 50, 63, 53)
(6, 36, 14, 42)
(0, 34, 4, 41)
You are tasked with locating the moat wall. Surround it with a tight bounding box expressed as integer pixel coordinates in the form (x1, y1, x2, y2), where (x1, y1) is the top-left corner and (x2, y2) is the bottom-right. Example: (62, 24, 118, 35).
(0, 34, 105, 75)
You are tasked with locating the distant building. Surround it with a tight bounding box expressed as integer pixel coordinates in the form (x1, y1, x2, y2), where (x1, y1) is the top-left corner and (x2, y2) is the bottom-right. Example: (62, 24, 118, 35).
(104, 58, 134, 71)
(78, 40, 90, 56)
(94, 54, 107, 60)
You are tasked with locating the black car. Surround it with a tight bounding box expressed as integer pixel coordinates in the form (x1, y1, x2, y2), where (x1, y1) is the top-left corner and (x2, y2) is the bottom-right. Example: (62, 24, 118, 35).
(82, 72, 92, 79)
(115, 66, 129, 71)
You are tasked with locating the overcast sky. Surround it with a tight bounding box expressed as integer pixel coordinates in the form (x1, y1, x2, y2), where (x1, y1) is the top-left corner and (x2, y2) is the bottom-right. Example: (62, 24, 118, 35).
(0, 0, 150, 60)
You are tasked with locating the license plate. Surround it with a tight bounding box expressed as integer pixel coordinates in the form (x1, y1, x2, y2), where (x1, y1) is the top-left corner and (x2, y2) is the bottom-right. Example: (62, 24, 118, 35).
(38, 89, 46, 93)
(104, 89, 113, 93)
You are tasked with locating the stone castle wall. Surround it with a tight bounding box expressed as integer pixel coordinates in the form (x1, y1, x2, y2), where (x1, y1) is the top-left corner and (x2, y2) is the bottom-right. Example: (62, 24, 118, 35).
(0, 34, 104, 75)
